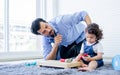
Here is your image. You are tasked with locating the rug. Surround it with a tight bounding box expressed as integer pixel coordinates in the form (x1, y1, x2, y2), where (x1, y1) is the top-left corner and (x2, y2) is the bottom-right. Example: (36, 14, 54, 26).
(0, 62, 120, 75)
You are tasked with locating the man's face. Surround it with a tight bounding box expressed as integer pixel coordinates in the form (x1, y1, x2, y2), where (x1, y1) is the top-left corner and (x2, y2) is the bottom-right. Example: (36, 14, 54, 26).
(37, 22, 54, 36)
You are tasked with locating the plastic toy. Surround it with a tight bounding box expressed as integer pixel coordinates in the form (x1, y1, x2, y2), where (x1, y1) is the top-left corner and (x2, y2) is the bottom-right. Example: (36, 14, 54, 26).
(60, 58, 65, 62)
(112, 55, 120, 71)
(80, 53, 89, 59)
(60, 58, 74, 63)
(25, 61, 37, 66)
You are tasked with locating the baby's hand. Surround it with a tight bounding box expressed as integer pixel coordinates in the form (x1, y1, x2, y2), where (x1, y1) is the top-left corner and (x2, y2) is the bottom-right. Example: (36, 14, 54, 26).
(83, 55, 91, 61)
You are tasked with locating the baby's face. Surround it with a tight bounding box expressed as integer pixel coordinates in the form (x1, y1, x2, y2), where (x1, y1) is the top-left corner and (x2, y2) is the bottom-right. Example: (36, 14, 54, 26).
(85, 32, 97, 44)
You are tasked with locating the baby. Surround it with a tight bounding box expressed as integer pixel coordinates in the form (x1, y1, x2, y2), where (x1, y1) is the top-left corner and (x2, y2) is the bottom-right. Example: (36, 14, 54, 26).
(75, 23, 104, 71)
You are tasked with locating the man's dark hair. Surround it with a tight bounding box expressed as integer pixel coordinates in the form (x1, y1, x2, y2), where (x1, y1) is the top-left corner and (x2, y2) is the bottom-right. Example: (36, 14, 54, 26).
(85, 23, 103, 40)
(31, 18, 47, 35)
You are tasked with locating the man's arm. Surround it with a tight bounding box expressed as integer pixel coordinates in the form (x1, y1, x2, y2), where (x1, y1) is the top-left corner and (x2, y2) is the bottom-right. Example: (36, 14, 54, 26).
(45, 34, 62, 60)
(84, 15, 91, 25)
(69, 11, 91, 26)
(45, 44, 59, 60)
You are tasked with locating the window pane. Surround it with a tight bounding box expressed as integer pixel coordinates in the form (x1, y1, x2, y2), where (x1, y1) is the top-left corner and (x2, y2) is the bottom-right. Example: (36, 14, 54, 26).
(9, 0, 37, 52)
(0, 0, 4, 52)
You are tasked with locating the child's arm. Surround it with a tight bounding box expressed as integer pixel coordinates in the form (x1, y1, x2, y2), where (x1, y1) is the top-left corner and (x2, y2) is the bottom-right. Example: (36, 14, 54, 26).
(85, 42, 104, 61)
(90, 42, 104, 61)
(90, 52, 103, 61)
(83, 52, 103, 61)
(74, 43, 84, 61)
(74, 53, 83, 61)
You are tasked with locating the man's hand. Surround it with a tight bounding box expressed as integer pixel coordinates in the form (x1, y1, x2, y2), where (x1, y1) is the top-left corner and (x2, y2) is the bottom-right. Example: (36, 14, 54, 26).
(54, 34, 62, 45)
(45, 34, 62, 60)
(85, 15, 91, 25)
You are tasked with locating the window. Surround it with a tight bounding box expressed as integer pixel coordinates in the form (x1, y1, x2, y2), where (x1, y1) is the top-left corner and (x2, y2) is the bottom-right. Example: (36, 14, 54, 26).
(0, 0, 42, 60)
(9, 0, 37, 52)
(0, 0, 55, 60)
(0, 0, 4, 52)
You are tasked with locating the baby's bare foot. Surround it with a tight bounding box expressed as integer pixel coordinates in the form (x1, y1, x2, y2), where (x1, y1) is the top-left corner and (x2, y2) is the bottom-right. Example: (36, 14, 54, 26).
(78, 67, 93, 71)
(81, 63, 88, 67)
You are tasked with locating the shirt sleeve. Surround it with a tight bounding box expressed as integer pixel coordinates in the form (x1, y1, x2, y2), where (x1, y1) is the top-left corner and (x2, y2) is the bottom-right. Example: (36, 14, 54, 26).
(71, 11, 88, 24)
(42, 37, 52, 59)
(80, 43, 84, 53)
(93, 42, 104, 54)
(49, 11, 88, 26)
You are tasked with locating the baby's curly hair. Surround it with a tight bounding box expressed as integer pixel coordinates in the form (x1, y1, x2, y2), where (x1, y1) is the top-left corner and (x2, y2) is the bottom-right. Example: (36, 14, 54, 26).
(85, 23, 103, 40)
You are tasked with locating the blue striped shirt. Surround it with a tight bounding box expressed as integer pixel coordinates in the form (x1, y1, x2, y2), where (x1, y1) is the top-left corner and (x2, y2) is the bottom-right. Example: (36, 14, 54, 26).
(43, 11, 88, 59)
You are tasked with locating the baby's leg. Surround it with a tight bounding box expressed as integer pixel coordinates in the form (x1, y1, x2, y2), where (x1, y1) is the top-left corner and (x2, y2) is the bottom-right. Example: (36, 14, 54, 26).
(78, 61, 97, 71)
(87, 61, 97, 71)
(79, 60, 88, 67)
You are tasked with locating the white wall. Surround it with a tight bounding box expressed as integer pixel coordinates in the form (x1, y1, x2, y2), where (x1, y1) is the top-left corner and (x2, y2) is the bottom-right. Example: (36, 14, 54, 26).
(58, 0, 120, 58)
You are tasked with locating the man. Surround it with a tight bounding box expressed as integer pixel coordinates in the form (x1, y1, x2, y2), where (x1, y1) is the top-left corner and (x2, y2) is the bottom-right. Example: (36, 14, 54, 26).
(31, 11, 91, 60)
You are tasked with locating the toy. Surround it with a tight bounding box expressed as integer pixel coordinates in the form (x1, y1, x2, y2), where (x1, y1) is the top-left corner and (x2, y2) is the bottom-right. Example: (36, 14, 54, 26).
(60, 58, 65, 62)
(112, 55, 120, 71)
(65, 58, 73, 63)
(25, 61, 37, 66)
(37, 60, 81, 68)
(80, 53, 89, 59)
(60, 58, 74, 63)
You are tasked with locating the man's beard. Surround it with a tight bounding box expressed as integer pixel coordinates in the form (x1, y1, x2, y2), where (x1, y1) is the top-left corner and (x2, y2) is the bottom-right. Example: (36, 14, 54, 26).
(50, 30, 56, 38)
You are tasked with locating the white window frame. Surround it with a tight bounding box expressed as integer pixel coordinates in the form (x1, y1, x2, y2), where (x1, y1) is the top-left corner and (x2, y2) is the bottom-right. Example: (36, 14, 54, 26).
(0, 0, 46, 61)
